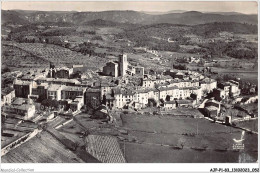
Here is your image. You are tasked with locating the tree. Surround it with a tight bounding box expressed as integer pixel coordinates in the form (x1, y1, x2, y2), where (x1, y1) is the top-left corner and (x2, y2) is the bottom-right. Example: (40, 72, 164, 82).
(173, 63, 187, 70)
(42, 99, 59, 110)
(1, 66, 11, 74)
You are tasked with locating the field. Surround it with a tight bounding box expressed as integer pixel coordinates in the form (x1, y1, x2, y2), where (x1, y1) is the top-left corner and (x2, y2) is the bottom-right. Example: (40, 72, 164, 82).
(120, 114, 258, 163)
(1, 131, 84, 163)
(2, 44, 49, 68)
(121, 142, 239, 163)
(96, 27, 124, 35)
(211, 67, 258, 84)
(4, 42, 108, 71)
(85, 135, 126, 163)
(235, 34, 258, 43)
(127, 53, 169, 72)
(58, 113, 119, 136)
(235, 119, 258, 132)
(1, 129, 27, 148)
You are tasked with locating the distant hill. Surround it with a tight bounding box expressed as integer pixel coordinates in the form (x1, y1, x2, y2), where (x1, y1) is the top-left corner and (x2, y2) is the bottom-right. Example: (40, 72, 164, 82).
(144, 11, 257, 25)
(142, 10, 187, 15)
(1, 10, 29, 25)
(121, 22, 257, 41)
(191, 22, 258, 36)
(2, 10, 258, 25)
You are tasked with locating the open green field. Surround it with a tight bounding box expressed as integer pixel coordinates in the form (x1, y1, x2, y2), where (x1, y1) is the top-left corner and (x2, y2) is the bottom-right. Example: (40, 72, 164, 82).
(120, 142, 257, 163)
(120, 114, 258, 163)
(212, 67, 258, 85)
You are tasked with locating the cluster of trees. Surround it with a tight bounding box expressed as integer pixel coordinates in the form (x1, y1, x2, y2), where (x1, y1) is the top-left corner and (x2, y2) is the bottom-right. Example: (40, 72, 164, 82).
(81, 30, 96, 35)
(173, 63, 187, 70)
(91, 36, 103, 41)
(41, 99, 59, 110)
(117, 24, 189, 52)
(191, 22, 257, 38)
(41, 28, 76, 37)
(226, 48, 257, 59)
(215, 74, 237, 84)
(198, 40, 257, 59)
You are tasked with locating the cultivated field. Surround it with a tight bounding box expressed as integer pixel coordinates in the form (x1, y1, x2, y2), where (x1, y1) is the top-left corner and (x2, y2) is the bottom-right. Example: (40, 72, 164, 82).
(1, 131, 84, 163)
(2, 44, 49, 68)
(85, 135, 126, 163)
(4, 42, 107, 70)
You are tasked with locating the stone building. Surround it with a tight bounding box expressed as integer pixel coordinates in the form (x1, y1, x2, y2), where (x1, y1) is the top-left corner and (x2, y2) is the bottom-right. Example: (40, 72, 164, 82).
(103, 62, 119, 77)
(13, 80, 33, 98)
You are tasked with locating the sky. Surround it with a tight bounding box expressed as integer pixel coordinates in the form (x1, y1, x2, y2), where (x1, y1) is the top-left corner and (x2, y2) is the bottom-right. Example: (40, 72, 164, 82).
(1, 1, 258, 14)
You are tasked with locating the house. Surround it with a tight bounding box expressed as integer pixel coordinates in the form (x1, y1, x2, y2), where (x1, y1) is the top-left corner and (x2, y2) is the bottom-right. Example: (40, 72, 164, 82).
(163, 101, 176, 110)
(13, 80, 33, 98)
(158, 86, 179, 101)
(204, 99, 221, 118)
(36, 77, 81, 86)
(3, 98, 35, 120)
(200, 78, 217, 93)
(213, 88, 226, 101)
(103, 94, 116, 108)
(47, 85, 63, 100)
(133, 90, 149, 108)
(176, 99, 196, 108)
(48, 62, 73, 78)
(100, 82, 116, 98)
(218, 82, 231, 98)
(114, 89, 134, 109)
(69, 96, 84, 112)
(61, 86, 86, 100)
(204, 106, 219, 118)
(1, 88, 15, 106)
(29, 83, 48, 101)
(103, 62, 119, 77)
(141, 78, 156, 88)
(226, 80, 240, 97)
(85, 88, 101, 109)
(54, 67, 73, 79)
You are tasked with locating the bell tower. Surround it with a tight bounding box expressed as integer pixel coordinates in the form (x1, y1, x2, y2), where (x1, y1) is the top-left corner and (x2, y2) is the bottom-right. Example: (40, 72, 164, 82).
(119, 54, 128, 76)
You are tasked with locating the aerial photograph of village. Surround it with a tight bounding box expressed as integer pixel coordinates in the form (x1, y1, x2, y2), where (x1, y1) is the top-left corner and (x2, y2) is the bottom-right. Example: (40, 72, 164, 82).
(1, 1, 258, 164)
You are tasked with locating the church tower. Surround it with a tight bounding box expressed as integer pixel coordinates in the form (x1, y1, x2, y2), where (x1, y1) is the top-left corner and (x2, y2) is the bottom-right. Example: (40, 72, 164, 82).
(119, 54, 128, 76)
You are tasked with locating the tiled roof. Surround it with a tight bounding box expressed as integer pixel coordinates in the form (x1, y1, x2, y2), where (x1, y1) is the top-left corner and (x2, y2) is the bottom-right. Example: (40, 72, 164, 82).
(62, 86, 85, 92)
(165, 101, 176, 104)
(176, 99, 194, 104)
(14, 80, 31, 85)
(157, 86, 178, 91)
(47, 84, 63, 91)
(86, 87, 101, 93)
